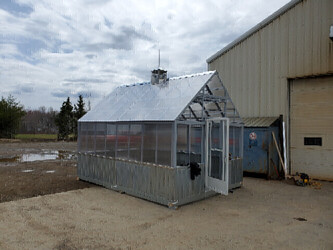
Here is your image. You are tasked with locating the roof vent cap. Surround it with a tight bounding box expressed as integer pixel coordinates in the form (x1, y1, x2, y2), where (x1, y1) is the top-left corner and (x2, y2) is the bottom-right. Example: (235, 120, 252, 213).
(151, 68, 168, 85)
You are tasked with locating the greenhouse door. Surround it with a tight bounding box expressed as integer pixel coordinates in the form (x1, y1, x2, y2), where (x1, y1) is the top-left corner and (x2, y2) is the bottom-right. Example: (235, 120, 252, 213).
(205, 118, 229, 195)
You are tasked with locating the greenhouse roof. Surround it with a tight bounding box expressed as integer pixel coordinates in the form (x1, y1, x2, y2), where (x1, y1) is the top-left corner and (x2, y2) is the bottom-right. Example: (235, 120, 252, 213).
(80, 71, 216, 122)
(80, 70, 242, 124)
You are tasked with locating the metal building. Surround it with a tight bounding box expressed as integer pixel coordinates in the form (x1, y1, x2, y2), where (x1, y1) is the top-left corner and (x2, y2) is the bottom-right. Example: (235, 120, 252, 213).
(207, 0, 333, 180)
(77, 70, 244, 207)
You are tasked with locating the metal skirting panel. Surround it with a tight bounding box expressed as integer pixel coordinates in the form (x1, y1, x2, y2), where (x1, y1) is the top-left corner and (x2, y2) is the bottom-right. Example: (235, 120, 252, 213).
(78, 153, 218, 207)
(78, 154, 116, 189)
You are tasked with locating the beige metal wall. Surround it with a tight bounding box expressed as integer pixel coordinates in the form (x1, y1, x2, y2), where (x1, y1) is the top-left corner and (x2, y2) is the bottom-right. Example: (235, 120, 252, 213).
(208, 0, 333, 118)
(290, 76, 333, 180)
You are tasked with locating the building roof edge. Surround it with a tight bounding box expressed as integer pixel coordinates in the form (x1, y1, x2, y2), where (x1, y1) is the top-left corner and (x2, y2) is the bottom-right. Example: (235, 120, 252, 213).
(206, 0, 303, 63)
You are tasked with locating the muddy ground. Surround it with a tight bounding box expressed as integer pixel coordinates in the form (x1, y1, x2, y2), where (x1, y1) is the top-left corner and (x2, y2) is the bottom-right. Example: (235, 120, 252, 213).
(0, 141, 332, 249)
(0, 140, 92, 203)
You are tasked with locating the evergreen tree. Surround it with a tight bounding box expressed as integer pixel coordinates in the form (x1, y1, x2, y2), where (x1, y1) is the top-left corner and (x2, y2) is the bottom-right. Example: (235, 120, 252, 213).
(74, 95, 86, 120)
(0, 95, 25, 138)
(55, 97, 74, 140)
(73, 95, 87, 138)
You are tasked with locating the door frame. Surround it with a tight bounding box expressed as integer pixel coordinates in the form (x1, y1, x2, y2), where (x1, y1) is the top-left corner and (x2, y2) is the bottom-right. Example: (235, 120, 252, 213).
(205, 117, 229, 195)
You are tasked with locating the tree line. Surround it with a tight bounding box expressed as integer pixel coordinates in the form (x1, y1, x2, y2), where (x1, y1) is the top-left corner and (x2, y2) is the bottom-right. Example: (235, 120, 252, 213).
(20, 107, 58, 134)
(0, 95, 87, 140)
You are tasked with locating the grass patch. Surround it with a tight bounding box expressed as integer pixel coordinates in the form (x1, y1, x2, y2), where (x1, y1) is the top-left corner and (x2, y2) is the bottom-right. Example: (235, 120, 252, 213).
(15, 134, 57, 140)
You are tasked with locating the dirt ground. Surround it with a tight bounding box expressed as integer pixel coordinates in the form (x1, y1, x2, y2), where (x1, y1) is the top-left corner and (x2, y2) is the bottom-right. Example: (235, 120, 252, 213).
(0, 141, 332, 249)
(0, 141, 92, 203)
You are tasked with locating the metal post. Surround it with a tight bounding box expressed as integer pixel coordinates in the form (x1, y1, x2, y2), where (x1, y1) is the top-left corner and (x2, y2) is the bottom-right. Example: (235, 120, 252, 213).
(155, 124, 158, 164)
(93, 123, 96, 154)
(172, 121, 177, 168)
(205, 120, 210, 186)
(104, 122, 107, 156)
(187, 125, 191, 164)
(225, 119, 229, 184)
(141, 123, 144, 162)
(115, 124, 118, 158)
(128, 124, 131, 159)
(77, 122, 81, 153)
(201, 124, 205, 164)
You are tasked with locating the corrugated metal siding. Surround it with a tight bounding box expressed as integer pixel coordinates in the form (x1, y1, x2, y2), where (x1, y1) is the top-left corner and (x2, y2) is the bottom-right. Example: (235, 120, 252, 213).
(208, 0, 333, 118)
(77, 153, 243, 207)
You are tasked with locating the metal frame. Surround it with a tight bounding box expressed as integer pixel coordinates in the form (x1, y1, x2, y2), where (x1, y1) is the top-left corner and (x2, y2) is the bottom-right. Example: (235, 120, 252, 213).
(177, 73, 243, 125)
(205, 117, 229, 195)
(174, 120, 205, 168)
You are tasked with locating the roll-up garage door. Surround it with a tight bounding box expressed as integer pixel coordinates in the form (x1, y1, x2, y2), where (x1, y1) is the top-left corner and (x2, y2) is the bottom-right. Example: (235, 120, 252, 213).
(290, 76, 333, 180)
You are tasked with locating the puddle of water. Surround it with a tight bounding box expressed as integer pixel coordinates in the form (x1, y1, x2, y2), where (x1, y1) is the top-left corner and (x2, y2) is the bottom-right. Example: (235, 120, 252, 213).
(0, 151, 76, 164)
(22, 169, 34, 173)
(22, 153, 57, 162)
(46, 170, 55, 173)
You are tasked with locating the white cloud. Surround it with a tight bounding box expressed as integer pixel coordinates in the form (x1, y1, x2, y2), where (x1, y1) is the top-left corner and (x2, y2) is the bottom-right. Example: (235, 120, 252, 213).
(0, 0, 290, 110)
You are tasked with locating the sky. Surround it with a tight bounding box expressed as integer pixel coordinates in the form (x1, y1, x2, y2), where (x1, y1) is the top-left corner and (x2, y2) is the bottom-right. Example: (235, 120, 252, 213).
(0, 0, 290, 111)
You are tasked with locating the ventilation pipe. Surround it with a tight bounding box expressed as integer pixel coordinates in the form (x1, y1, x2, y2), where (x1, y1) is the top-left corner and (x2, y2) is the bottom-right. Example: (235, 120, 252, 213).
(151, 50, 168, 85)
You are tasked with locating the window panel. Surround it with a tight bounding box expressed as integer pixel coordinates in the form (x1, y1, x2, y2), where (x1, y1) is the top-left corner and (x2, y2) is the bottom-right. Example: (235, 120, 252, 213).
(86, 123, 95, 153)
(177, 124, 188, 166)
(116, 124, 129, 159)
(143, 124, 156, 164)
(78, 122, 88, 152)
(129, 124, 142, 161)
(190, 126, 202, 163)
(156, 123, 172, 166)
(229, 126, 236, 159)
(106, 124, 116, 157)
(95, 123, 106, 156)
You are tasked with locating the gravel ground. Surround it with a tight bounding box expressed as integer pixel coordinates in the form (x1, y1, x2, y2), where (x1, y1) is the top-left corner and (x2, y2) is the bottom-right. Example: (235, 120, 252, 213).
(0, 141, 332, 249)
(0, 178, 332, 249)
(0, 141, 91, 203)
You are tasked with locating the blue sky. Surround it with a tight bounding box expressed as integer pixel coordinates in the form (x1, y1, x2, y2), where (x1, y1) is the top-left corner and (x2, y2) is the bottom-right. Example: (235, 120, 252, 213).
(0, 0, 290, 110)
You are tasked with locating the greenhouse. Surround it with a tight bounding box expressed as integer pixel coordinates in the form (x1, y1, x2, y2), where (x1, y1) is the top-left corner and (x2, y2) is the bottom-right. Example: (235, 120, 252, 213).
(77, 70, 243, 207)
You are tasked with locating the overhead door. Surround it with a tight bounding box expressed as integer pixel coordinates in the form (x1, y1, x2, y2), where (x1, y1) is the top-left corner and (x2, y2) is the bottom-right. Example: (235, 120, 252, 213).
(290, 76, 333, 180)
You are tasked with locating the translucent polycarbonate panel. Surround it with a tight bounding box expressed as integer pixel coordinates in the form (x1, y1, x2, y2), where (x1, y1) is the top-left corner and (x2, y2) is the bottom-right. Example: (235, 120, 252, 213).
(86, 123, 95, 153)
(95, 123, 106, 156)
(129, 124, 142, 161)
(156, 123, 172, 166)
(211, 122, 221, 149)
(177, 125, 188, 151)
(190, 126, 202, 163)
(143, 124, 156, 164)
(80, 72, 215, 122)
(177, 124, 189, 166)
(229, 126, 236, 159)
(116, 124, 129, 159)
(229, 125, 243, 159)
(106, 123, 116, 157)
(209, 121, 225, 180)
(234, 126, 243, 158)
(79, 122, 88, 152)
